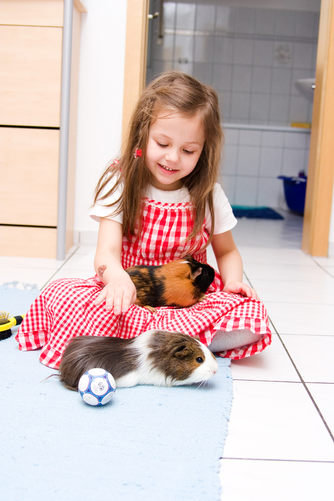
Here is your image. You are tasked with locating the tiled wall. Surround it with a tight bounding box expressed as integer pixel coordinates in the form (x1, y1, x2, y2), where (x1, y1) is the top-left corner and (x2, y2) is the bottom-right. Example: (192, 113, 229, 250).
(146, 1, 318, 208)
(147, 1, 319, 126)
(221, 125, 310, 208)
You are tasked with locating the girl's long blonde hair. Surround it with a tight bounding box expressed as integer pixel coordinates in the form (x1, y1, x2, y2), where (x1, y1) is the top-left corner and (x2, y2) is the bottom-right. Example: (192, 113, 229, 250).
(94, 71, 223, 246)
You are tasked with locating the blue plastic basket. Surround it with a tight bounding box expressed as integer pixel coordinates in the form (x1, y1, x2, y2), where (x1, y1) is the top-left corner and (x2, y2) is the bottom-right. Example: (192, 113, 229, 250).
(278, 175, 307, 215)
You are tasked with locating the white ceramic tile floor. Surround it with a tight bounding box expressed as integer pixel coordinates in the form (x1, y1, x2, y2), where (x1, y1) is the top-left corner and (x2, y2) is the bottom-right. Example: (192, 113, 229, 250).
(265, 303, 334, 336)
(0, 211, 333, 499)
(221, 211, 334, 500)
(248, 277, 334, 305)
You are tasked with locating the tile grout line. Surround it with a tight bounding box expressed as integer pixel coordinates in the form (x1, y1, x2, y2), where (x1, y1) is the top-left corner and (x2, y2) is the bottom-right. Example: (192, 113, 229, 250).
(273, 330, 334, 443)
(244, 270, 334, 443)
(233, 378, 302, 384)
(220, 457, 334, 464)
(311, 256, 334, 279)
(40, 245, 81, 290)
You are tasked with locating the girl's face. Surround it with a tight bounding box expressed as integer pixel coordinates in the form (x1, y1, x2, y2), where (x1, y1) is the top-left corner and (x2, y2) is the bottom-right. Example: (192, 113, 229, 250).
(145, 109, 205, 191)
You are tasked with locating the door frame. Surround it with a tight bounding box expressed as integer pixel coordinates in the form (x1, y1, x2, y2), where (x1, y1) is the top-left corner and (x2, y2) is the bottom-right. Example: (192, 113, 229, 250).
(121, 0, 149, 147)
(302, 0, 334, 256)
(122, 0, 334, 257)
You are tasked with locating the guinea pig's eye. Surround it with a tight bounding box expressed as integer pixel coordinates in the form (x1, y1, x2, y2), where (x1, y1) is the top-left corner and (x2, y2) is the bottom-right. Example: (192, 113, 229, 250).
(196, 357, 204, 364)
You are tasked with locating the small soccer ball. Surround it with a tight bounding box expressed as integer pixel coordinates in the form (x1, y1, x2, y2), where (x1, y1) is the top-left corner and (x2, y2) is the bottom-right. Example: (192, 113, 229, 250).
(78, 368, 116, 406)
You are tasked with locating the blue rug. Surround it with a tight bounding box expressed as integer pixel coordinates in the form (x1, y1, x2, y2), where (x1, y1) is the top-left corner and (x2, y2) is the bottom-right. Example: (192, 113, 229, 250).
(232, 206, 284, 219)
(0, 285, 233, 500)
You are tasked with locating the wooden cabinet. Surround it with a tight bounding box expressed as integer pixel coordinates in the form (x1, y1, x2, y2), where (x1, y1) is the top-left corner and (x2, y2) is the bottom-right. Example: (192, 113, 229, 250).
(0, 128, 59, 226)
(0, 0, 86, 258)
(0, 25, 63, 127)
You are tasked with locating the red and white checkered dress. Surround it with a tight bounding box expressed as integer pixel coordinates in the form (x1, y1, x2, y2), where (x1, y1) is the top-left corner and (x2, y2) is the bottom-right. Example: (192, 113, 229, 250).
(16, 197, 272, 369)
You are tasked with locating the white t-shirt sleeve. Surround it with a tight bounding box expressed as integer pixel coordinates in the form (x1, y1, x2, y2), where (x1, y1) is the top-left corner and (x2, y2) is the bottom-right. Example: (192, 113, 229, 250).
(90, 180, 236, 232)
(205, 183, 237, 234)
(90, 179, 123, 224)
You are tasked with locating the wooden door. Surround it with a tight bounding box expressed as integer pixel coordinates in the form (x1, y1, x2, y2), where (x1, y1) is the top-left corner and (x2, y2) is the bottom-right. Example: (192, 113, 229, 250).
(123, 0, 334, 257)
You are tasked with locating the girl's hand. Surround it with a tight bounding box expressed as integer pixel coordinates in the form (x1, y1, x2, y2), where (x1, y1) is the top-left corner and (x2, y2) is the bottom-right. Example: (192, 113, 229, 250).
(223, 281, 259, 300)
(94, 218, 137, 315)
(94, 273, 137, 316)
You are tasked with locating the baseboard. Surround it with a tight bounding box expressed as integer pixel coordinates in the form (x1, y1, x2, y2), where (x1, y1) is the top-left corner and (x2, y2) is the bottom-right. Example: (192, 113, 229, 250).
(73, 230, 98, 245)
(74, 230, 334, 257)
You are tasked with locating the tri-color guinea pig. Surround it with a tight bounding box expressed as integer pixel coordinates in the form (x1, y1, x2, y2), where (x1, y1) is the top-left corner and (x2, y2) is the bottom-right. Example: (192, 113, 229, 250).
(59, 330, 218, 389)
(125, 255, 215, 310)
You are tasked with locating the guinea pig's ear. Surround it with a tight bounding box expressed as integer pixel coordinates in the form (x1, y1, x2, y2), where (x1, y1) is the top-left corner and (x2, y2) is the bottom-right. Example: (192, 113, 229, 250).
(190, 266, 202, 280)
(173, 344, 191, 359)
(185, 256, 203, 280)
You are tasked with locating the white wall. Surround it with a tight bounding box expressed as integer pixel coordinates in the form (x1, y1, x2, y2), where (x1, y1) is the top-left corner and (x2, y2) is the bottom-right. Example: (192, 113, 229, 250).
(329, 185, 334, 256)
(73, 0, 127, 239)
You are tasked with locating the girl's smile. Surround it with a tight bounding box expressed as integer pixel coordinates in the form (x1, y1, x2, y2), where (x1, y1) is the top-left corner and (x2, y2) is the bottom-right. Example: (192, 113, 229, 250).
(158, 163, 178, 174)
(145, 110, 205, 191)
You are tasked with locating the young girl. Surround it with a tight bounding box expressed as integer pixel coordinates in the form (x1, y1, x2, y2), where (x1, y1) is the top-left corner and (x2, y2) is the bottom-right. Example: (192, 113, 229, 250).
(16, 71, 271, 369)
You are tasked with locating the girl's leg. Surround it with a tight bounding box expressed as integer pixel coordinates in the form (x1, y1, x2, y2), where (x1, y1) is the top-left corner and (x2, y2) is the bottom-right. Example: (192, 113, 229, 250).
(208, 330, 264, 352)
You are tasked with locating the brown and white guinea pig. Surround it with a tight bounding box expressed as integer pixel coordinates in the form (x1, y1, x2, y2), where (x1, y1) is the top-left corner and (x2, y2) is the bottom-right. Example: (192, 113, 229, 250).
(125, 255, 215, 309)
(59, 330, 218, 389)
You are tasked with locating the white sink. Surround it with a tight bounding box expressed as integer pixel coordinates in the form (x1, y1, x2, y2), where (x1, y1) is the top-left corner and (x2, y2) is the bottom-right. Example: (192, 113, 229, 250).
(294, 78, 316, 101)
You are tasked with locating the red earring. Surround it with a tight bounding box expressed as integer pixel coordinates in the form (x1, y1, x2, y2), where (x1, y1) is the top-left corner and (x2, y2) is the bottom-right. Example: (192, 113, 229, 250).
(134, 148, 142, 159)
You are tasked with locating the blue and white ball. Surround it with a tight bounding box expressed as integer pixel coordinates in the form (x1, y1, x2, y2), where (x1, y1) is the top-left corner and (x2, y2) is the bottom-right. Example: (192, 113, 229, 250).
(78, 368, 116, 406)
